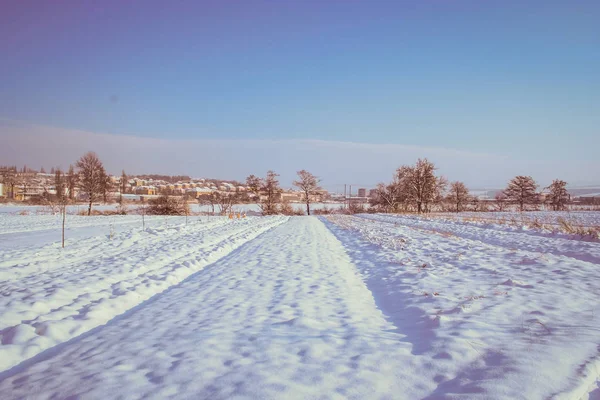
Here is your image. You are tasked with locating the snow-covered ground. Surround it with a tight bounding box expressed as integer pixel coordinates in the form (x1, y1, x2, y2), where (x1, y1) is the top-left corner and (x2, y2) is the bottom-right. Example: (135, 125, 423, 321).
(325, 214, 600, 399)
(434, 211, 600, 228)
(193, 202, 345, 214)
(0, 215, 287, 371)
(1, 213, 599, 399)
(0, 202, 346, 216)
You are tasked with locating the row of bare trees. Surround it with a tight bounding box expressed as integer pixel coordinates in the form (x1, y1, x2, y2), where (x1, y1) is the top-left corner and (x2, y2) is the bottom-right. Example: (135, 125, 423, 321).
(499, 176, 569, 212)
(2, 152, 113, 216)
(4, 151, 326, 217)
(198, 191, 238, 216)
(246, 171, 282, 215)
(49, 153, 124, 215)
(244, 170, 322, 216)
(4, 152, 573, 216)
(369, 159, 571, 214)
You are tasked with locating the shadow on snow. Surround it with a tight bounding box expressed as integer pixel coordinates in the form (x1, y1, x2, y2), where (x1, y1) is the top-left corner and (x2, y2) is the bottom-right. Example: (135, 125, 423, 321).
(321, 217, 438, 356)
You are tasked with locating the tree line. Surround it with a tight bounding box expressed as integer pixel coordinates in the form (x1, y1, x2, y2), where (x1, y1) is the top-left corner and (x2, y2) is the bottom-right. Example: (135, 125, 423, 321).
(2, 152, 118, 215)
(196, 169, 322, 216)
(369, 158, 571, 213)
(2, 152, 573, 216)
(2, 151, 326, 217)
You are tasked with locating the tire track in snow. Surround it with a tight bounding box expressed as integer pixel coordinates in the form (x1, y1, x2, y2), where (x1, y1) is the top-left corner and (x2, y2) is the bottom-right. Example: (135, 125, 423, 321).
(0, 216, 287, 373)
(0, 217, 434, 400)
(0, 218, 231, 280)
(325, 215, 600, 399)
(1, 218, 236, 329)
(0, 214, 172, 237)
(358, 214, 600, 265)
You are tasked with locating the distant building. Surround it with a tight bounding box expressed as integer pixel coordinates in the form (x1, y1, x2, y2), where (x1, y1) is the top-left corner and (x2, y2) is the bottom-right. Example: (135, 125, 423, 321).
(369, 189, 377, 198)
(135, 186, 157, 195)
(281, 191, 302, 202)
(186, 187, 214, 198)
(357, 188, 367, 198)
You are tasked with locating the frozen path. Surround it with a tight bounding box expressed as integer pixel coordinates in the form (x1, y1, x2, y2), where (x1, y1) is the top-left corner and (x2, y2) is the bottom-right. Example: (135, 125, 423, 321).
(0, 217, 432, 399)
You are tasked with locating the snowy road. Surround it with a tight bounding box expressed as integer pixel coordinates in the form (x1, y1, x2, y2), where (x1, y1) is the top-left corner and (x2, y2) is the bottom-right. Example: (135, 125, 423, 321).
(1, 214, 599, 399)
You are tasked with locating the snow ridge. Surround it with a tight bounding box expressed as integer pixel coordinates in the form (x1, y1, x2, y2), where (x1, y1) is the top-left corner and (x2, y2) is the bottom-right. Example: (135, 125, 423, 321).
(0, 216, 287, 373)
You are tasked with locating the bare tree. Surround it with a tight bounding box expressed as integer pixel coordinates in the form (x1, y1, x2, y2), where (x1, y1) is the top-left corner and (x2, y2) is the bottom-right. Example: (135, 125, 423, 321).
(293, 170, 321, 215)
(546, 179, 569, 211)
(198, 193, 217, 216)
(120, 170, 128, 202)
(99, 167, 112, 203)
(55, 168, 65, 200)
(278, 200, 296, 216)
(469, 196, 488, 212)
(246, 174, 261, 199)
(369, 183, 390, 213)
(368, 159, 445, 214)
(432, 175, 448, 212)
(494, 192, 508, 211)
(447, 181, 470, 213)
(215, 192, 235, 215)
(56, 170, 69, 248)
(504, 176, 538, 212)
(1, 167, 19, 199)
(262, 171, 282, 215)
(147, 193, 189, 215)
(67, 165, 77, 200)
(76, 152, 105, 215)
(397, 159, 445, 213)
(246, 171, 282, 215)
(369, 180, 405, 213)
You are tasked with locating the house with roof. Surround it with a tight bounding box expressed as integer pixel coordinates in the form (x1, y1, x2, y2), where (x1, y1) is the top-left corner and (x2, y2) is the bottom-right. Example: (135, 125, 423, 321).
(186, 187, 214, 199)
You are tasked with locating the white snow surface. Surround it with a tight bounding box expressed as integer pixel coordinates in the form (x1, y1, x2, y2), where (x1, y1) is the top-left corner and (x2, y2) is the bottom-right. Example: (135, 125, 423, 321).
(434, 211, 600, 228)
(0, 215, 287, 372)
(0, 213, 599, 399)
(0, 202, 346, 216)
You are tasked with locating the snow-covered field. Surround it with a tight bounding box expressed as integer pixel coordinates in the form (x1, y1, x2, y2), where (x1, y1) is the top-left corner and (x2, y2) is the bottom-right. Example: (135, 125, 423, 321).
(0, 202, 346, 216)
(434, 211, 600, 228)
(0, 212, 599, 399)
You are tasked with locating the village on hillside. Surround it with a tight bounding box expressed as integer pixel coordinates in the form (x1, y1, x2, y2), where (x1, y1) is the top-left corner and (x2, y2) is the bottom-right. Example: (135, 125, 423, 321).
(2, 164, 600, 212)
(0, 165, 366, 206)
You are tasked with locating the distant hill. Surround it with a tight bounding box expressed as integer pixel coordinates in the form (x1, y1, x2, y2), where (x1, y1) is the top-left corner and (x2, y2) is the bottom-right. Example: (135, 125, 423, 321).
(470, 185, 600, 200)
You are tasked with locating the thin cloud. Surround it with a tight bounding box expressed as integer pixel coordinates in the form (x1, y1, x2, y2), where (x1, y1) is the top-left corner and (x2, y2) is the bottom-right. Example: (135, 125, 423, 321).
(0, 119, 594, 189)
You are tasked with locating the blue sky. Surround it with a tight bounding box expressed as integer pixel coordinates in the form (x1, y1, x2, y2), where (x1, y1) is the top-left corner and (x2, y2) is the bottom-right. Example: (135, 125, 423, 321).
(1, 1, 599, 187)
